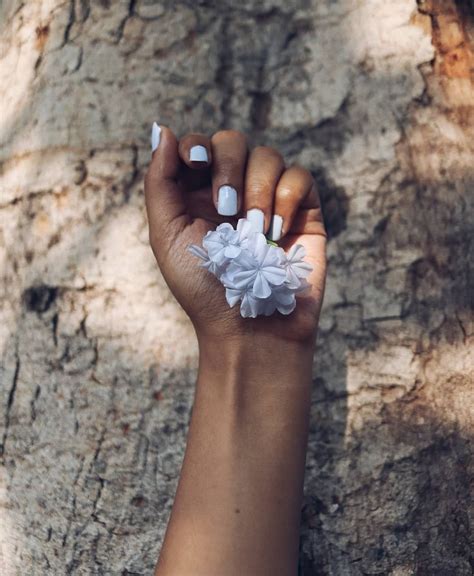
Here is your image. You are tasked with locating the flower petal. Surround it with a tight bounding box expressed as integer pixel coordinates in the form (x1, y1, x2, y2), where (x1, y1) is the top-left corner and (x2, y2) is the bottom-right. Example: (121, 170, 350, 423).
(224, 244, 241, 258)
(274, 288, 295, 306)
(262, 265, 287, 286)
(251, 233, 269, 265)
(237, 218, 255, 241)
(187, 244, 208, 260)
(253, 272, 272, 298)
(234, 249, 258, 269)
(203, 260, 223, 277)
(240, 292, 258, 318)
(225, 288, 243, 307)
(262, 298, 277, 316)
(277, 299, 297, 315)
(209, 247, 228, 264)
(261, 244, 281, 267)
(274, 246, 287, 265)
(287, 244, 306, 262)
(285, 266, 301, 289)
(232, 268, 257, 288)
(215, 222, 234, 233)
(202, 230, 220, 248)
(293, 261, 313, 277)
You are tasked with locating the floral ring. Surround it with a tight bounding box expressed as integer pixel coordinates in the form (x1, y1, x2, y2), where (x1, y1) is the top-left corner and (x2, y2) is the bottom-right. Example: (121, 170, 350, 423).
(187, 218, 313, 318)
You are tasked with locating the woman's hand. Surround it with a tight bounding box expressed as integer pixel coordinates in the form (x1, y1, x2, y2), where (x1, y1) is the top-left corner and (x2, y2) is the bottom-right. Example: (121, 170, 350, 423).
(144, 125, 327, 344)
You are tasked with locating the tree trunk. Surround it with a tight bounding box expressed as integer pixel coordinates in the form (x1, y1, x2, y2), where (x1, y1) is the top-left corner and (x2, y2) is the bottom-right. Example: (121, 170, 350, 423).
(0, 1, 472, 574)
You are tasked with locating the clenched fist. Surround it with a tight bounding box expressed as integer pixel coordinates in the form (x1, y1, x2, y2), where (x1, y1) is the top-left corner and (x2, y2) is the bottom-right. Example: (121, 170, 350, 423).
(144, 125, 327, 343)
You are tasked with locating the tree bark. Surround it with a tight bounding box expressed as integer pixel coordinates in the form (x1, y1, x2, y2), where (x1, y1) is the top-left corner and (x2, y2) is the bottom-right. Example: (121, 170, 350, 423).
(0, 1, 472, 574)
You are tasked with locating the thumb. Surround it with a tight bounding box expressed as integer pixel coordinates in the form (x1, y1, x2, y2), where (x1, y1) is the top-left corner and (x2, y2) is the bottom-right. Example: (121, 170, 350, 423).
(145, 123, 189, 255)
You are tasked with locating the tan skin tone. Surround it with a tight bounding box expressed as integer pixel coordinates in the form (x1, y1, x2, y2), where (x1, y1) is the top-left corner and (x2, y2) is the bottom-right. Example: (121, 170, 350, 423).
(145, 127, 327, 576)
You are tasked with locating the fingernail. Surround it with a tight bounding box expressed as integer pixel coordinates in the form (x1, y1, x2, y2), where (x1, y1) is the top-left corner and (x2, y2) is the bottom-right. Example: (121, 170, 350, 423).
(246, 208, 264, 233)
(217, 185, 238, 216)
(190, 145, 208, 162)
(151, 122, 161, 153)
(268, 215, 283, 241)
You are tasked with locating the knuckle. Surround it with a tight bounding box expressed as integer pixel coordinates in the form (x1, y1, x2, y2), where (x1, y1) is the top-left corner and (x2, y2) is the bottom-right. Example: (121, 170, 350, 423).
(253, 146, 284, 165)
(247, 188, 273, 205)
(247, 176, 276, 197)
(211, 129, 246, 145)
(213, 155, 239, 176)
(276, 186, 295, 202)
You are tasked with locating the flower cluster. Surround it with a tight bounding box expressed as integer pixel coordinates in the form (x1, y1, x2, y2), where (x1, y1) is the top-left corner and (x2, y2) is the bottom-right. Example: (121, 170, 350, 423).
(187, 218, 313, 318)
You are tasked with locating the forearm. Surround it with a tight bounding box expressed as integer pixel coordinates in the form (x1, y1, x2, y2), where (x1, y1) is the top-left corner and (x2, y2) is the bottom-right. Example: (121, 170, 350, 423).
(155, 335, 315, 576)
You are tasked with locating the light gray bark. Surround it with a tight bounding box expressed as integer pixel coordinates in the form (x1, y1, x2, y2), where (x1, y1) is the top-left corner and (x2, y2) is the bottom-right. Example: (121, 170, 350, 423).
(0, 0, 472, 574)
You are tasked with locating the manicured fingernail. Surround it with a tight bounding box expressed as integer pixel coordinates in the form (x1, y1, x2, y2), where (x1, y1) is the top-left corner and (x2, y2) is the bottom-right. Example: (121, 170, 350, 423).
(217, 185, 238, 216)
(189, 145, 208, 162)
(246, 208, 264, 233)
(151, 122, 161, 153)
(269, 215, 283, 241)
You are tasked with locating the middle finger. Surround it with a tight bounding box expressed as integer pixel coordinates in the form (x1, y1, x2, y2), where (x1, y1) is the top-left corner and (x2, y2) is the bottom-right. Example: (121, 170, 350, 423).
(211, 130, 248, 217)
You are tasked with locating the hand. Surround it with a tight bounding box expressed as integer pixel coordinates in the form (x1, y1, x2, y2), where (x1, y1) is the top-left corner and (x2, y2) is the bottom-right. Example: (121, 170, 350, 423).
(145, 125, 327, 343)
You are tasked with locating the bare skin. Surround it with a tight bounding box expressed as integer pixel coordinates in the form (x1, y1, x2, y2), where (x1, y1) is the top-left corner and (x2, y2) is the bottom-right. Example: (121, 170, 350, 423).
(145, 127, 327, 576)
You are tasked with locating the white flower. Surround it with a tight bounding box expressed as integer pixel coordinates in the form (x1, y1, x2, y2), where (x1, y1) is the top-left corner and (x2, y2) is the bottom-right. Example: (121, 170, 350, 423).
(187, 218, 314, 318)
(203, 223, 243, 265)
(283, 244, 313, 288)
(222, 234, 286, 299)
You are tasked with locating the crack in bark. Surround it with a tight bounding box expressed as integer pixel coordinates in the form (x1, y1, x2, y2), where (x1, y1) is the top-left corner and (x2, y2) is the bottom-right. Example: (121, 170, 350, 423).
(30, 384, 41, 422)
(64, 428, 107, 571)
(62, 456, 85, 549)
(1, 354, 20, 461)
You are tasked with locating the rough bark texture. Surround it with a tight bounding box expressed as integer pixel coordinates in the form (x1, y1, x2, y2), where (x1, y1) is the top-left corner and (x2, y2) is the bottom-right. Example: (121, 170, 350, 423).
(0, 1, 473, 574)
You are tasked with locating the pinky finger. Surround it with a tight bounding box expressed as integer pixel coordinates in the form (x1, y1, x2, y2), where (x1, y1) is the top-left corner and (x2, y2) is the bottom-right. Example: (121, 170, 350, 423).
(269, 165, 323, 241)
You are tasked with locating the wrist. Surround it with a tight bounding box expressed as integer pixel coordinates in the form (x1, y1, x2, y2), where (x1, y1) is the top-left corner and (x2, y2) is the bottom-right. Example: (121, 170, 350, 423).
(197, 331, 314, 375)
(195, 332, 315, 409)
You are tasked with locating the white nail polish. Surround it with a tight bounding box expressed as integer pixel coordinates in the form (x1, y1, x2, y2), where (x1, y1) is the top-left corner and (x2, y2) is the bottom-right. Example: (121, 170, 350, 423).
(246, 208, 265, 233)
(151, 122, 161, 152)
(189, 145, 208, 162)
(269, 215, 283, 241)
(217, 185, 238, 216)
